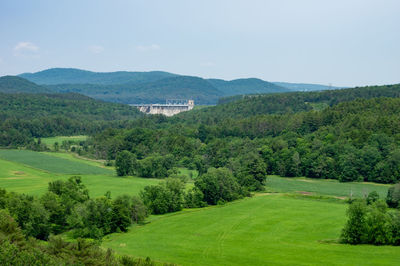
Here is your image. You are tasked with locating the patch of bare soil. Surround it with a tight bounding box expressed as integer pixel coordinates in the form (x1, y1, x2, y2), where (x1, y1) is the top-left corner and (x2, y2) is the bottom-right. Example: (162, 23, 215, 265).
(296, 191, 313, 195)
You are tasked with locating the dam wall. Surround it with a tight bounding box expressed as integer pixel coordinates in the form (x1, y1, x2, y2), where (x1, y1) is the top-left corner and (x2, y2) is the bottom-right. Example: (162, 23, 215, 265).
(132, 100, 194, 117)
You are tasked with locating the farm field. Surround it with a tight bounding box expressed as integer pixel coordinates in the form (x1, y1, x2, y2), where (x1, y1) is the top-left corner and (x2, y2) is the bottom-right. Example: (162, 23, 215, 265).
(0, 148, 399, 265)
(39, 135, 88, 147)
(103, 194, 400, 265)
(0, 149, 112, 175)
(266, 175, 390, 198)
(0, 150, 161, 197)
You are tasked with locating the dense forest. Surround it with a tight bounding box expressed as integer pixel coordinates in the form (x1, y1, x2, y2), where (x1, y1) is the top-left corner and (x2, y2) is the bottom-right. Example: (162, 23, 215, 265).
(0, 75, 52, 93)
(2, 82, 400, 184)
(0, 92, 143, 147)
(83, 91, 400, 184)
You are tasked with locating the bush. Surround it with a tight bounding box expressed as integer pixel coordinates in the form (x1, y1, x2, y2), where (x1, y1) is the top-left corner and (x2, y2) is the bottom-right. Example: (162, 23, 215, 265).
(386, 183, 400, 208)
(140, 178, 185, 214)
(195, 167, 243, 205)
(185, 187, 207, 208)
(341, 200, 368, 244)
(115, 150, 137, 176)
(341, 199, 400, 245)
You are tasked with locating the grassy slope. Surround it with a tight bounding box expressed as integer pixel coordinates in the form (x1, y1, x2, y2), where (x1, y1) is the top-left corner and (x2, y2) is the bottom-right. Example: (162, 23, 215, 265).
(0, 151, 160, 197)
(266, 176, 390, 198)
(40, 135, 88, 147)
(103, 194, 399, 265)
(0, 150, 112, 175)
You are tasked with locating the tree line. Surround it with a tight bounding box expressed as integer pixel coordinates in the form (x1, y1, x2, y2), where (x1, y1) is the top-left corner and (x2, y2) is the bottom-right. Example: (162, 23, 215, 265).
(86, 97, 400, 184)
(341, 183, 400, 246)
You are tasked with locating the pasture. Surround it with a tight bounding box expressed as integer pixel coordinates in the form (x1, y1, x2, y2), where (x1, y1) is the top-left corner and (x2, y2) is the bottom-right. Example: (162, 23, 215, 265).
(0, 148, 399, 264)
(40, 135, 88, 147)
(103, 194, 399, 265)
(0, 150, 161, 197)
(0, 149, 112, 175)
(266, 175, 390, 198)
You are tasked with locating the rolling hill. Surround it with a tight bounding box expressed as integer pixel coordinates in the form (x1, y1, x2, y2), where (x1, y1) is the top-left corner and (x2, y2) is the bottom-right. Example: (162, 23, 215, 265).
(0, 75, 53, 93)
(273, 81, 344, 91)
(19, 68, 338, 104)
(209, 78, 288, 95)
(19, 68, 177, 85)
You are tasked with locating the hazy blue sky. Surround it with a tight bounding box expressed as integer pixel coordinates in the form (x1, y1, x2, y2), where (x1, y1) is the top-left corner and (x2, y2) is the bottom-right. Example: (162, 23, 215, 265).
(0, 0, 399, 86)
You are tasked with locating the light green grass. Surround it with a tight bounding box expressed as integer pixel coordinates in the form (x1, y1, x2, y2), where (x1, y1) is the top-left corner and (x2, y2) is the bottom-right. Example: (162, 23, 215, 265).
(0, 150, 112, 175)
(0, 155, 160, 198)
(103, 194, 400, 265)
(266, 175, 390, 198)
(41, 152, 114, 170)
(40, 135, 87, 147)
(178, 168, 198, 180)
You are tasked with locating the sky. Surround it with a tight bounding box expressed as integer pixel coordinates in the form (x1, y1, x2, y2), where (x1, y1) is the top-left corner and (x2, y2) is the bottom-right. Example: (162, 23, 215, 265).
(0, 0, 399, 87)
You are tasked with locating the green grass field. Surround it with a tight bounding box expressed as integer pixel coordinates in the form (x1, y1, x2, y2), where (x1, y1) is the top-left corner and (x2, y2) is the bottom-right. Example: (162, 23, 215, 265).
(40, 135, 87, 147)
(0, 150, 161, 197)
(103, 194, 400, 265)
(0, 150, 112, 175)
(1, 148, 399, 265)
(266, 175, 390, 198)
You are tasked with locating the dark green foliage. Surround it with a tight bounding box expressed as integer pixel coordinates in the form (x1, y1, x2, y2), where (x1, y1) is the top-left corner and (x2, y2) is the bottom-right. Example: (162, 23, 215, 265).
(195, 168, 243, 205)
(0, 210, 156, 265)
(0, 92, 143, 147)
(386, 183, 400, 208)
(5, 193, 50, 240)
(88, 96, 400, 184)
(184, 187, 207, 208)
(68, 196, 114, 239)
(140, 178, 185, 214)
(366, 191, 379, 205)
(137, 154, 175, 178)
(341, 200, 369, 244)
(116, 150, 137, 176)
(112, 195, 148, 230)
(0, 75, 52, 93)
(341, 200, 400, 246)
(364, 201, 392, 245)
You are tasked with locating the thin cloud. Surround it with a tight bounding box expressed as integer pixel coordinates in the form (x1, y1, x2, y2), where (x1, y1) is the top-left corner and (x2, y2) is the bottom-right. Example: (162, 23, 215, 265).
(13, 42, 39, 57)
(88, 45, 104, 54)
(201, 61, 215, 67)
(136, 44, 160, 52)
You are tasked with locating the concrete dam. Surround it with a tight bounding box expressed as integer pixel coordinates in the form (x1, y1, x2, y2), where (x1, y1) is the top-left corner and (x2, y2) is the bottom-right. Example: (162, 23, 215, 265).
(131, 99, 194, 117)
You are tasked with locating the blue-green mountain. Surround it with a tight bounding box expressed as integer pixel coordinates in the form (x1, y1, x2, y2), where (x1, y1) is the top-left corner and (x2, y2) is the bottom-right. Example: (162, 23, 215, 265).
(18, 68, 343, 104)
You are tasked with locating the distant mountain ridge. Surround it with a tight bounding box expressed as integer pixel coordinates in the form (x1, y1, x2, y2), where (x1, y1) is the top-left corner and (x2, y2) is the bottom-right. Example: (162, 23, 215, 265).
(17, 68, 344, 104)
(0, 75, 52, 93)
(19, 68, 177, 85)
(273, 81, 344, 91)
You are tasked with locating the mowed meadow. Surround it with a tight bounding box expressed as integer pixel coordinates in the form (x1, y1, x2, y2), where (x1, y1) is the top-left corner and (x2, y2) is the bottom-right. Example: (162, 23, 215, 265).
(103, 194, 400, 265)
(0, 147, 399, 265)
(0, 149, 160, 197)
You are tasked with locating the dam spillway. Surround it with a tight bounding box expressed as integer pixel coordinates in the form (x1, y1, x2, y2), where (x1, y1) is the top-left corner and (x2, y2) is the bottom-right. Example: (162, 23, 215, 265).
(131, 99, 194, 116)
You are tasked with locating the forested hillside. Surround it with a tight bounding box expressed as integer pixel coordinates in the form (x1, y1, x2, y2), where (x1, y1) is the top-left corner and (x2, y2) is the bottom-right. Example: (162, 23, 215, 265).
(0, 92, 143, 147)
(273, 81, 343, 91)
(85, 83, 400, 184)
(19, 68, 330, 104)
(0, 75, 52, 93)
(48, 76, 224, 104)
(189, 83, 400, 123)
(19, 68, 177, 85)
(208, 78, 288, 95)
